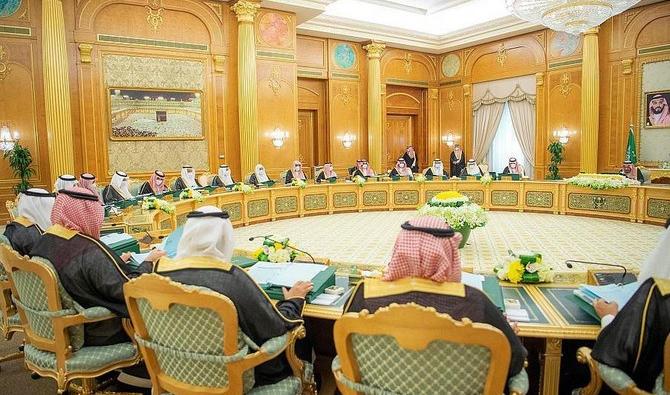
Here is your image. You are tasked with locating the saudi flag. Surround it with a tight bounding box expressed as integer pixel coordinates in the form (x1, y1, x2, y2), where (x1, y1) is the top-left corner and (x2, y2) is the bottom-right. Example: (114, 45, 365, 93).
(625, 125, 637, 164)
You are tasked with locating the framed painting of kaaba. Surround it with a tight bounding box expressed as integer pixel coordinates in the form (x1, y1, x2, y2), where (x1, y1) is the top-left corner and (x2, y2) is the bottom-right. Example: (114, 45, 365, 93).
(644, 90, 670, 129)
(108, 88, 204, 140)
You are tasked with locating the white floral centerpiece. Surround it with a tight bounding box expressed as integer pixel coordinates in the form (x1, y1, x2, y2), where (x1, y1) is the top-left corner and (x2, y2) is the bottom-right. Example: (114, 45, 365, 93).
(417, 191, 487, 248)
(480, 174, 493, 185)
(291, 179, 307, 189)
(494, 251, 554, 284)
(253, 237, 298, 263)
(414, 174, 426, 184)
(141, 196, 175, 214)
(232, 182, 254, 194)
(352, 175, 366, 187)
(178, 188, 204, 202)
(566, 173, 640, 190)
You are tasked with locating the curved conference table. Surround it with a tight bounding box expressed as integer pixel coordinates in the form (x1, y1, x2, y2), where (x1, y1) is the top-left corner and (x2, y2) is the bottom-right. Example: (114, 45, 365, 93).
(103, 179, 670, 395)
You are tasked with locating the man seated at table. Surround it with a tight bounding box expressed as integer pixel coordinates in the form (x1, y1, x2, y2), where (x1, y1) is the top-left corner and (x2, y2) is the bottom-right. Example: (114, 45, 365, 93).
(284, 160, 308, 185)
(212, 164, 236, 188)
(174, 165, 201, 191)
(316, 162, 337, 183)
(54, 174, 78, 192)
(389, 158, 413, 179)
(351, 159, 375, 178)
(153, 206, 313, 388)
(619, 160, 644, 183)
(460, 159, 483, 177)
(423, 159, 445, 178)
(249, 163, 275, 187)
(30, 187, 164, 346)
(79, 173, 103, 203)
(102, 171, 134, 204)
(502, 157, 525, 178)
(345, 216, 527, 382)
(3, 188, 55, 256)
(138, 170, 169, 195)
(590, 217, 670, 392)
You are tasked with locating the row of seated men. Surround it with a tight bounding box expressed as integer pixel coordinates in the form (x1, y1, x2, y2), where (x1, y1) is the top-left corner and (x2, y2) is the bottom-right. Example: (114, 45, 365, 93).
(3, 186, 670, 392)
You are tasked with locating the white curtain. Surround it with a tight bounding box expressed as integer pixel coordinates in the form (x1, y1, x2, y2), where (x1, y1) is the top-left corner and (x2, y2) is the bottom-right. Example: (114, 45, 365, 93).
(508, 98, 536, 177)
(472, 97, 505, 163)
(487, 103, 527, 173)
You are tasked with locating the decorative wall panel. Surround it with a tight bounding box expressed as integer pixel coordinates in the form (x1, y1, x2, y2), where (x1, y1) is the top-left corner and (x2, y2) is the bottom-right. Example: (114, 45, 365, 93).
(461, 190, 485, 205)
(333, 192, 357, 208)
(304, 194, 327, 210)
(221, 202, 243, 222)
(646, 198, 670, 219)
(526, 191, 553, 208)
(248, 199, 270, 218)
(394, 190, 419, 206)
(275, 195, 298, 214)
(363, 191, 387, 206)
(568, 193, 631, 214)
(491, 190, 518, 206)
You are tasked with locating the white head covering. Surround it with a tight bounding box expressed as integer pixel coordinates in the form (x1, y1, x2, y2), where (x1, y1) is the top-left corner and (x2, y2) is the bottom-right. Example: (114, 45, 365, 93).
(638, 224, 670, 283)
(55, 174, 78, 191)
(217, 165, 234, 186)
(291, 160, 306, 181)
(394, 158, 412, 176)
(255, 164, 269, 183)
(466, 159, 481, 176)
(176, 205, 234, 262)
(17, 188, 55, 231)
(508, 157, 524, 176)
(180, 165, 198, 188)
(323, 162, 336, 178)
(110, 171, 133, 199)
(431, 159, 444, 176)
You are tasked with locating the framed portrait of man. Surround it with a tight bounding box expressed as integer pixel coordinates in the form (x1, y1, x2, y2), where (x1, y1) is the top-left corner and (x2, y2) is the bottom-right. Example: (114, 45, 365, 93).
(645, 91, 670, 128)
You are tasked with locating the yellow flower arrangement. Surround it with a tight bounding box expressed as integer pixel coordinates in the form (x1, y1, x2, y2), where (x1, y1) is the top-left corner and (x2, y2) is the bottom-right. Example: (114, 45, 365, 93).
(435, 191, 464, 200)
(494, 251, 554, 283)
(507, 261, 525, 284)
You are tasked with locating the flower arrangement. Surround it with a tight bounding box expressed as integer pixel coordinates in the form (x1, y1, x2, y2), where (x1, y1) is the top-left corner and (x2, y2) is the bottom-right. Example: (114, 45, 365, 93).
(253, 237, 298, 263)
(494, 251, 554, 284)
(179, 188, 204, 202)
(566, 173, 640, 190)
(480, 174, 493, 185)
(414, 174, 426, 184)
(352, 175, 366, 187)
(232, 182, 254, 194)
(141, 196, 175, 214)
(417, 191, 487, 230)
(292, 179, 307, 189)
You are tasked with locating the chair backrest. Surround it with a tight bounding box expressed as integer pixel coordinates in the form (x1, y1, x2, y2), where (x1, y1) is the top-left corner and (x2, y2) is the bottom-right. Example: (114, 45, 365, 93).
(245, 172, 254, 184)
(314, 166, 324, 179)
(124, 273, 254, 394)
(5, 200, 18, 221)
(0, 235, 20, 337)
(280, 170, 288, 184)
(198, 173, 214, 188)
(334, 303, 511, 395)
(128, 179, 144, 196)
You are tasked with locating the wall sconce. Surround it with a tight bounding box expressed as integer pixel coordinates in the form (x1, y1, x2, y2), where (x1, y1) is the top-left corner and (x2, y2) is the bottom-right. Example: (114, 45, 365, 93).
(340, 132, 355, 149)
(553, 126, 573, 145)
(441, 133, 455, 147)
(0, 124, 19, 152)
(270, 127, 288, 149)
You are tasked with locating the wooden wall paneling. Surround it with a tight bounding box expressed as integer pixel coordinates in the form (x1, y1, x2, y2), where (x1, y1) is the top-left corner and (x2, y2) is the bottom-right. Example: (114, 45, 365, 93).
(298, 78, 328, 166)
(224, 7, 241, 180)
(438, 85, 464, 163)
(296, 35, 327, 79)
(534, 72, 547, 180)
(547, 67, 582, 177)
(381, 48, 438, 85)
(385, 84, 427, 169)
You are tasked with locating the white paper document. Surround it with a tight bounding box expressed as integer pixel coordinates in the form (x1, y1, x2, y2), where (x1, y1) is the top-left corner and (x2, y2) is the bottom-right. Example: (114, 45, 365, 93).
(460, 272, 484, 291)
(248, 262, 328, 288)
(130, 252, 151, 266)
(575, 282, 638, 308)
(100, 232, 133, 245)
(505, 309, 530, 322)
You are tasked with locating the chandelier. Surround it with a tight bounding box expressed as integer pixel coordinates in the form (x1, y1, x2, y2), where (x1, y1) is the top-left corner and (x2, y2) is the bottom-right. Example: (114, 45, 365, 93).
(506, 0, 641, 35)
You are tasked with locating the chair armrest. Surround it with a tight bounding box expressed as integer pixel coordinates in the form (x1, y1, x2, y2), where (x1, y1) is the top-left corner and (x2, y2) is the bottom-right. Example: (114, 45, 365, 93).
(598, 363, 643, 394)
(331, 356, 397, 395)
(285, 325, 306, 378)
(655, 375, 669, 395)
(572, 347, 603, 395)
(508, 369, 529, 395)
(80, 306, 116, 321)
(237, 333, 290, 371)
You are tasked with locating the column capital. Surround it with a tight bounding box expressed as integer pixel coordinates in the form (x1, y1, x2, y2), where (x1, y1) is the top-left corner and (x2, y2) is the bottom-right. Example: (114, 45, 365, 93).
(232, 1, 259, 23)
(363, 41, 386, 59)
(535, 72, 544, 86)
(583, 27, 599, 35)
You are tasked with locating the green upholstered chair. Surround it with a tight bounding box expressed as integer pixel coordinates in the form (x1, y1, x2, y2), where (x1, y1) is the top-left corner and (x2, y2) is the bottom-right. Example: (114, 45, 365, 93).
(573, 344, 670, 395)
(124, 273, 315, 395)
(0, 244, 141, 394)
(280, 170, 289, 185)
(332, 303, 529, 395)
(0, 235, 24, 370)
(128, 179, 145, 196)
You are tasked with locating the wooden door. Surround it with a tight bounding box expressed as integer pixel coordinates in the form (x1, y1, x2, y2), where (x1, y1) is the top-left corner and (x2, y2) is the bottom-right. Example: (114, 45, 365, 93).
(385, 114, 413, 171)
(298, 110, 317, 178)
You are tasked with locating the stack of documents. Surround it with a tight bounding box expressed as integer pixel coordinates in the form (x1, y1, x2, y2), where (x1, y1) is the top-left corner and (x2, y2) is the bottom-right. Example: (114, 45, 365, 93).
(248, 262, 328, 287)
(573, 282, 639, 308)
(100, 232, 133, 245)
(461, 272, 484, 291)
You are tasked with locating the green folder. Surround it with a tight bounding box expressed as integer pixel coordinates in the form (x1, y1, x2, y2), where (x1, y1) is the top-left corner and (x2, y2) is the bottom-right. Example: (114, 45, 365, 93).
(482, 275, 505, 311)
(261, 266, 336, 303)
(570, 293, 601, 322)
(231, 256, 258, 269)
(106, 237, 140, 256)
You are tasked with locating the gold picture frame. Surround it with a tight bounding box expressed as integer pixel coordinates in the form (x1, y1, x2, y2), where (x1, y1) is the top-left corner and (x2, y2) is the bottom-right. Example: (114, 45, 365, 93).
(108, 87, 205, 141)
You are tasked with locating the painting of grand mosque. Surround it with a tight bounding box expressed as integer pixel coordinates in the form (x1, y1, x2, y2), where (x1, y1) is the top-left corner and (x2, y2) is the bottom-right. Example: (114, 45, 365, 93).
(109, 88, 203, 140)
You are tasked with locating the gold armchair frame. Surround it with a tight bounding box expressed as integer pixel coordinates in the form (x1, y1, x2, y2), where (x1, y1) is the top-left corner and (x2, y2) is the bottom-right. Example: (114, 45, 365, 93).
(333, 303, 515, 395)
(0, 240, 24, 369)
(0, 245, 141, 394)
(124, 273, 314, 395)
(5, 199, 17, 222)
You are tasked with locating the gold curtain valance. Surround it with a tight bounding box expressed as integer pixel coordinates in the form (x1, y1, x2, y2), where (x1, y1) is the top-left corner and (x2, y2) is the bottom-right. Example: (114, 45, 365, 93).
(472, 85, 536, 112)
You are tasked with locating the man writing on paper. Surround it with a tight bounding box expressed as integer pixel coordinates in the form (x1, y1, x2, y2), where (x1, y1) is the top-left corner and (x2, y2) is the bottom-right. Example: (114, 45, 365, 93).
(153, 206, 314, 388)
(344, 216, 527, 384)
(590, 217, 670, 392)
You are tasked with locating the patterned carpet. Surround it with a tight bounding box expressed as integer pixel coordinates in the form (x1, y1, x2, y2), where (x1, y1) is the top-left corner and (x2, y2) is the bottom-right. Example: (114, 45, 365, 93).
(233, 211, 665, 281)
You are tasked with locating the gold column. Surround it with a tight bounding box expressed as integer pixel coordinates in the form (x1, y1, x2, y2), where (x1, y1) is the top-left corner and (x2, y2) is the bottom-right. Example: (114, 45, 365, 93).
(232, 1, 260, 177)
(427, 87, 439, 161)
(42, 0, 75, 184)
(580, 28, 599, 173)
(363, 41, 385, 173)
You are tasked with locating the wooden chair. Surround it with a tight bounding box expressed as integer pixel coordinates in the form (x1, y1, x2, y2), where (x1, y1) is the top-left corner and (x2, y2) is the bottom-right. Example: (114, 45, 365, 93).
(0, 244, 141, 394)
(198, 173, 215, 188)
(332, 303, 529, 395)
(0, 235, 24, 371)
(573, 337, 670, 395)
(280, 170, 289, 185)
(124, 273, 316, 395)
(5, 199, 18, 222)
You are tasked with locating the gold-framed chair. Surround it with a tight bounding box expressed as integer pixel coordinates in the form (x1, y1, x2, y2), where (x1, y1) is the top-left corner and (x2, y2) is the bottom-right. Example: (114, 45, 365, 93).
(332, 303, 529, 395)
(313, 166, 324, 181)
(5, 199, 18, 222)
(0, 235, 24, 370)
(124, 273, 315, 394)
(0, 244, 141, 394)
(573, 338, 670, 395)
(198, 172, 215, 188)
(280, 170, 289, 185)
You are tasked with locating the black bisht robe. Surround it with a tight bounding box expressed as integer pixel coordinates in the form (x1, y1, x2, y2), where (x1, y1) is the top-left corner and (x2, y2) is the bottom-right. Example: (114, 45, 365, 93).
(3, 217, 43, 256)
(618, 168, 645, 183)
(138, 182, 169, 196)
(345, 279, 527, 381)
(102, 185, 127, 204)
(424, 168, 445, 179)
(173, 177, 201, 191)
(450, 151, 466, 177)
(249, 173, 274, 187)
(350, 169, 367, 179)
(315, 172, 336, 183)
(30, 225, 153, 346)
(389, 168, 413, 179)
(284, 171, 307, 185)
(592, 278, 670, 392)
(402, 152, 419, 173)
(154, 258, 306, 387)
(212, 175, 235, 188)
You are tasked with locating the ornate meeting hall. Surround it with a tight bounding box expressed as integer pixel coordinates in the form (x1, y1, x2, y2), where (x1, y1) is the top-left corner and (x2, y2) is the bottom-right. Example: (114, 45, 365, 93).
(1, 0, 670, 394)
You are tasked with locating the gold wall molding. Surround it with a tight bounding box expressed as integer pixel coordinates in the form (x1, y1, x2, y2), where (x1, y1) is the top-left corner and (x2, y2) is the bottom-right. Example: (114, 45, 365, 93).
(402, 53, 412, 74)
(78, 43, 93, 64)
(335, 85, 352, 106)
(145, 7, 164, 32)
(213, 54, 225, 73)
(231, 0, 260, 23)
(0, 45, 10, 80)
(496, 43, 507, 66)
(621, 58, 633, 75)
(267, 65, 284, 96)
(559, 72, 571, 96)
(536, 72, 544, 86)
(580, 28, 599, 173)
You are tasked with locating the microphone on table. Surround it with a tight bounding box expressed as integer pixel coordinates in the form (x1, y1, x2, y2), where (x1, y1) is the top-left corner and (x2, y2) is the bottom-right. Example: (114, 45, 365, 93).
(565, 260, 628, 285)
(248, 235, 316, 264)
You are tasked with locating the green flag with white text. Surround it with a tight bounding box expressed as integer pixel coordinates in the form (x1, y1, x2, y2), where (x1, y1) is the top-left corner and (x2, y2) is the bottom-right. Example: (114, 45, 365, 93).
(625, 125, 637, 164)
